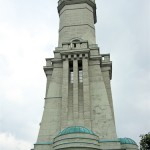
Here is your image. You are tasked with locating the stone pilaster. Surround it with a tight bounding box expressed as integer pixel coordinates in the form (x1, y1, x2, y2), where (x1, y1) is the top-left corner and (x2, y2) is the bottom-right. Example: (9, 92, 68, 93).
(61, 59, 69, 129)
(82, 57, 91, 129)
(45, 71, 52, 98)
(102, 70, 115, 122)
(73, 58, 79, 124)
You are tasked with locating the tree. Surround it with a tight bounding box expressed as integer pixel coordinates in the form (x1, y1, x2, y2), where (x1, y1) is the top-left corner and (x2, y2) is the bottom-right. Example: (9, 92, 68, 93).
(140, 132, 150, 150)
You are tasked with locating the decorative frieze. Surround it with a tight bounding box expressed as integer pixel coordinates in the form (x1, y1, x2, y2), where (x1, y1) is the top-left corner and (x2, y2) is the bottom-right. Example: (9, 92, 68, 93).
(61, 53, 89, 60)
(62, 41, 88, 50)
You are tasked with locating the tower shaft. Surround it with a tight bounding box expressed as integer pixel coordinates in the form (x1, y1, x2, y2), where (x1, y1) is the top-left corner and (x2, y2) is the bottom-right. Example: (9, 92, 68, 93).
(58, 0, 97, 46)
(33, 1, 138, 150)
(36, 0, 117, 142)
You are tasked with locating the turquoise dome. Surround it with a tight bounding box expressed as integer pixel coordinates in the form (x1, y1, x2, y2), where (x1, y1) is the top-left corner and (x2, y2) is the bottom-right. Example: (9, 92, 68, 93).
(58, 126, 95, 136)
(119, 138, 137, 145)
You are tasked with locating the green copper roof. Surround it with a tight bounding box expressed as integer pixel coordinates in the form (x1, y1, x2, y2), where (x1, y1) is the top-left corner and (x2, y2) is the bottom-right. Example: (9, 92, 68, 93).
(99, 138, 137, 145)
(119, 138, 137, 145)
(58, 126, 95, 136)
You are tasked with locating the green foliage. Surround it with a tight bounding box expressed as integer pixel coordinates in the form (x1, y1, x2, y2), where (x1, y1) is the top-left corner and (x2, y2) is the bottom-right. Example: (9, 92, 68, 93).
(140, 132, 150, 150)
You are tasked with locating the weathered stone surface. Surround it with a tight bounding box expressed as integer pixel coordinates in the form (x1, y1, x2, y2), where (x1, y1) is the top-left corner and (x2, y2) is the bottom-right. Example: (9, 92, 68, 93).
(58, 3, 96, 47)
(33, 1, 138, 150)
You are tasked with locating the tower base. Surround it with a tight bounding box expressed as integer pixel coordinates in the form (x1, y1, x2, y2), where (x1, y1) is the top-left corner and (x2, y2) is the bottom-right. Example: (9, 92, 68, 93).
(33, 126, 138, 150)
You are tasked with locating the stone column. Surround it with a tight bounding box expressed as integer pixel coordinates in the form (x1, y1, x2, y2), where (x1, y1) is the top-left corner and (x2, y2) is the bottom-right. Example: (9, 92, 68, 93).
(73, 58, 79, 124)
(44, 59, 53, 98)
(82, 56, 91, 129)
(102, 70, 115, 122)
(61, 59, 69, 129)
(45, 69, 53, 98)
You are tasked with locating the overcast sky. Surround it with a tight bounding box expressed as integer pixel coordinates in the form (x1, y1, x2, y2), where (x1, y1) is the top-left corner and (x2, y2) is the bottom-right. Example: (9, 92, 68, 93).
(0, 0, 149, 150)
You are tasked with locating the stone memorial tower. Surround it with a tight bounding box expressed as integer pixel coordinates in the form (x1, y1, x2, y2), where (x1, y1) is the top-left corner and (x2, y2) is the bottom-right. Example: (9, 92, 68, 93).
(33, 0, 138, 150)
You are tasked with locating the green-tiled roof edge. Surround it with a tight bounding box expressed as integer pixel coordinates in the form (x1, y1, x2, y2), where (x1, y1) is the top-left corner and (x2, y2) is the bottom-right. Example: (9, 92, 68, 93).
(35, 142, 53, 145)
(99, 138, 137, 145)
(57, 126, 95, 137)
(34, 138, 137, 146)
(99, 139, 120, 143)
(119, 138, 137, 145)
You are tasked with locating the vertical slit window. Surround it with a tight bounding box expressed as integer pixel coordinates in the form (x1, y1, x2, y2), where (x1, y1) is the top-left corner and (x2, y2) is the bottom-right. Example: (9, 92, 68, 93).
(69, 61, 73, 83)
(73, 43, 76, 48)
(78, 60, 83, 83)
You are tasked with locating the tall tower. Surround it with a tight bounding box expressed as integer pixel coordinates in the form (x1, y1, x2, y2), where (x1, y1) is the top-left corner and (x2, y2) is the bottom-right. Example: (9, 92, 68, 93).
(33, 0, 138, 150)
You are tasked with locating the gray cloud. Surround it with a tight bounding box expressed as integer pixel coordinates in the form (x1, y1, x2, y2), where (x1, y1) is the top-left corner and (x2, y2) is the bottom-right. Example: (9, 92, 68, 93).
(0, 0, 149, 149)
(96, 0, 150, 144)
